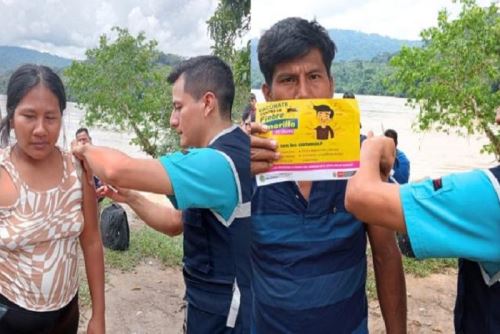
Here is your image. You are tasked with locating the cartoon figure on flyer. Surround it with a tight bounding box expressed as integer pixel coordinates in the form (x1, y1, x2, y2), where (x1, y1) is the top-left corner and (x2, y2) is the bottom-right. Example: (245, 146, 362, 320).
(313, 104, 334, 140)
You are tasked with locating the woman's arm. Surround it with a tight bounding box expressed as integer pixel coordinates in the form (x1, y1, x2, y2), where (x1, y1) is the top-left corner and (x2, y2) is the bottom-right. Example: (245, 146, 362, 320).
(79, 169, 106, 334)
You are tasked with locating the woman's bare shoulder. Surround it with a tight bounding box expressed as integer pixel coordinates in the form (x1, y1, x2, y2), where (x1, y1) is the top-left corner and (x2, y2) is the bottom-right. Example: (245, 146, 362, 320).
(0, 165, 18, 207)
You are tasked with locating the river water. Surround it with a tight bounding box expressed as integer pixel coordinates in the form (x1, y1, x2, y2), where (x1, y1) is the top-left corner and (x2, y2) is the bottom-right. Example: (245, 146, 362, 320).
(2, 93, 497, 180)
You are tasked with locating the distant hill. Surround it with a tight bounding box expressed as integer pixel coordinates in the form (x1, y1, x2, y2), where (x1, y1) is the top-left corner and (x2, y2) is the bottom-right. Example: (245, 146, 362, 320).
(251, 28, 421, 69)
(0, 46, 184, 75)
(328, 29, 421, 61)
(0, 46, 184, 95)
(0, 46, 73, 73)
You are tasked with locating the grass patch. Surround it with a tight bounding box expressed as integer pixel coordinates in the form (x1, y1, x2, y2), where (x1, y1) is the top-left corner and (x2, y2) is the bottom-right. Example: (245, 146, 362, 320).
(366, 266, 377, 300)
(403, 257, 457, 277)
(366, 254, 457, 300)
(104, 226, 183, 271)
(99, 197, 113, 208)
(79, 275, 91, 308)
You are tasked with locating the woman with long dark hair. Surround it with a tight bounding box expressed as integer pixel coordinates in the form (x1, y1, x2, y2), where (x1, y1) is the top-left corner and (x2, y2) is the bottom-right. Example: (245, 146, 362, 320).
(0, 64, 105, 333)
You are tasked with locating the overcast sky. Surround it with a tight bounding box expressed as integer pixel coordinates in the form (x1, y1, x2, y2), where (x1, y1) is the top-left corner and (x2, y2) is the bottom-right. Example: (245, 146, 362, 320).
(1, 0, 497, 60)
(0, 0, 218, 59)
(251, 0, 498, 40)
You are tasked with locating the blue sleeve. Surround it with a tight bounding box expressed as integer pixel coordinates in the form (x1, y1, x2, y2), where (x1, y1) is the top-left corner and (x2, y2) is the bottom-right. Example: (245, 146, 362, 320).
(400, 170, 500, 268)
(158, 148, 239, 222)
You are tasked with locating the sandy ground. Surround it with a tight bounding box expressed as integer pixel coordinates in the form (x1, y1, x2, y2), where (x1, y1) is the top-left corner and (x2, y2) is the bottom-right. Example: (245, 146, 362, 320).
(78, 209, 458, 334)
(369, 273, 457, 334)
(78, 262, 457, 334)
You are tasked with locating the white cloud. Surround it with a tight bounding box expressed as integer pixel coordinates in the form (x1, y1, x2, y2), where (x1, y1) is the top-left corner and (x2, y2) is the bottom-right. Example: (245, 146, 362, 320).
(0, 0, 218, 59)
(251, 0, 498, 40)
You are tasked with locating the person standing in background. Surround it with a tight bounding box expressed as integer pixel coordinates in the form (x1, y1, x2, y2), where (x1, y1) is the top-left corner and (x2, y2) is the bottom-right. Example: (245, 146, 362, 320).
(384, 129, 410, 184)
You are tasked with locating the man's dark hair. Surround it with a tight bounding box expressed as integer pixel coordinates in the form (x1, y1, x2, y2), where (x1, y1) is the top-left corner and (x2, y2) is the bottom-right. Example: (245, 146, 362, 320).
(167, 55, 235, 120)
(258, 17, 337, 86)
(343, 92, 355, 99)
(384, 129, 398, 147)
(75, 127, 90, 137)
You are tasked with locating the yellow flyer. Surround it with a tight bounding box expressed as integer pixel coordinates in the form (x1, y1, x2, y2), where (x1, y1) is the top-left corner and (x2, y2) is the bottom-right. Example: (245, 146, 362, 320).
(256, 98, 360, 186)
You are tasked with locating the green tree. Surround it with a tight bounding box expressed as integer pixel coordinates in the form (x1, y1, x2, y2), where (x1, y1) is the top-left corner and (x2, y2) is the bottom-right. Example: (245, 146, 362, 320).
(389, 0, 500, 159)
(65, 27, 174, 157)
(207, 0, 250, 120)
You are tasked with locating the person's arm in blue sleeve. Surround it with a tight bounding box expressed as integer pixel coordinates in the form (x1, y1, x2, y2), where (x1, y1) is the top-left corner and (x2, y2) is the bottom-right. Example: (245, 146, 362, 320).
(345, 136, 500, 262)
(73, 143, 238, 228)
(97, 185, 183, 236)
(72, 143, 176, 195)
(400, 169, 500, 262)
(159, 148, 239, 222)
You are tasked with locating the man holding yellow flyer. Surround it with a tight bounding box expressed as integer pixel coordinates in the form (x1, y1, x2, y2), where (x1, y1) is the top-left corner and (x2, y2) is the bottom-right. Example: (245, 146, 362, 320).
(250, 17, 406, 333)
(255, 97, 361, 186)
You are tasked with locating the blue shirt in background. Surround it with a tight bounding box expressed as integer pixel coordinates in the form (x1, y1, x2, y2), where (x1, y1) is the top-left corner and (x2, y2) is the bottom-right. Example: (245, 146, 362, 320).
(392, 149, 410, 184)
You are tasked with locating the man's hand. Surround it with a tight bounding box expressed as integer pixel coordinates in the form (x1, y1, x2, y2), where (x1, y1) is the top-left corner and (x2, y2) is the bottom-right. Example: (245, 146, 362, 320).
(250, 122, 280, 175)
(71, 140, 95, 185)
(71, 139, 87, 161)
(360, 136, 396, 181)
(97, 185, 135, 204)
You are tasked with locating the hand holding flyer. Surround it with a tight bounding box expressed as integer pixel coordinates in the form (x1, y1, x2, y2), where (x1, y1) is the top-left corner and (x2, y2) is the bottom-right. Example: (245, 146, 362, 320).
(256, 98, 360, 186)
